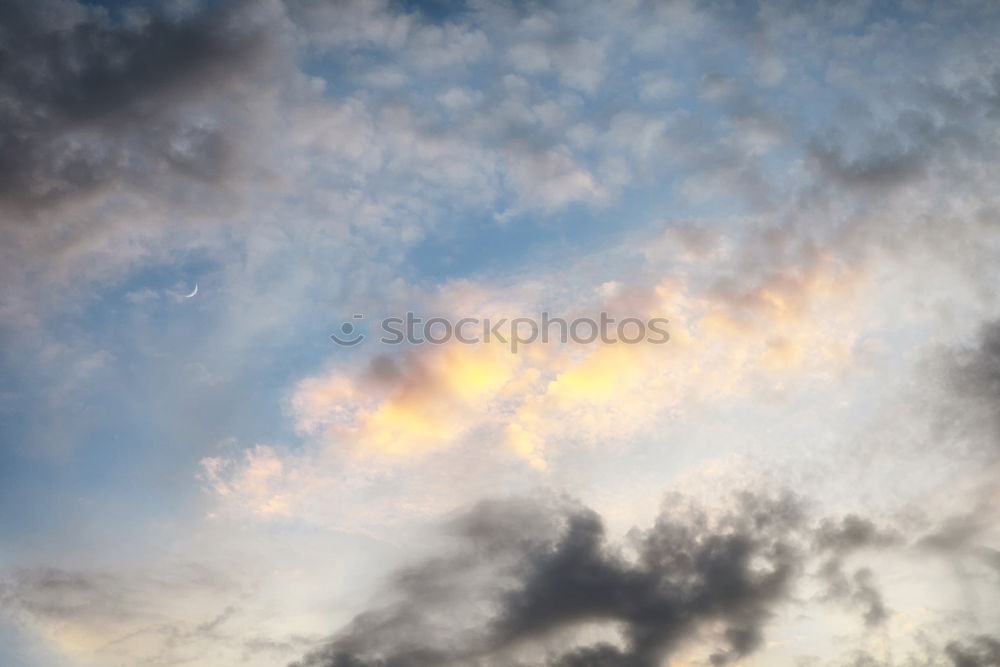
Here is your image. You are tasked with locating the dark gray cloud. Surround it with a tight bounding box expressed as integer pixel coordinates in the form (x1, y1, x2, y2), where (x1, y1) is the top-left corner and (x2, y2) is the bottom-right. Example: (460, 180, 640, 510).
(814, 515, 898, 628)
(0, 0, 278, 217)
(906, 318, 1000, 577)
(946, 635, 1000, 667)
(289, 491, 917, 667)
(941, 319, 1000, 450)
(920, 513, 988, 554)
(840, 634, 1000, 667)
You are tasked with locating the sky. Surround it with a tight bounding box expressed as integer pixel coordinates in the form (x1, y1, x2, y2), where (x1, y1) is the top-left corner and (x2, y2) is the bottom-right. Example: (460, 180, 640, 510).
(1, 0, 1000, 665)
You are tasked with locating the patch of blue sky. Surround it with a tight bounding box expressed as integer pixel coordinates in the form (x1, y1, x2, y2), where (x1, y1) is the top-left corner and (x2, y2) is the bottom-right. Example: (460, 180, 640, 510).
(391, 0, 475, 24)
(405, 179, 686, 283)
(0, 621, 76, 667)
(0, 262, 355, 550)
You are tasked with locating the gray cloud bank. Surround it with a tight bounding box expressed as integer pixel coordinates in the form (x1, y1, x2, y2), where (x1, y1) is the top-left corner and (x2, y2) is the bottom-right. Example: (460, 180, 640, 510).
(0, 0, 278, 215)
(289, 490, 995, 667)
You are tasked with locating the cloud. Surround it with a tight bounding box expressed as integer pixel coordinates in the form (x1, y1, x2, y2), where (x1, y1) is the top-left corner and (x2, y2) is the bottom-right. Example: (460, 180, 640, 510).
(0, 0, 282, 215)
(815, 515, 899, 628)
(201, 444, 296, 517)
(945, 635, 1000, 667)
(938, 319, 1000, 452)
(843, 634, 1000, 667)
(499, 142, 607, 214)
(197, 235, 873, 526)
(0, 0, 300, 331)
(289, 491, 805, 666)
(289, 343, 523, 459)
(0, 563, 245, 665)
(287, 488, 938, 667)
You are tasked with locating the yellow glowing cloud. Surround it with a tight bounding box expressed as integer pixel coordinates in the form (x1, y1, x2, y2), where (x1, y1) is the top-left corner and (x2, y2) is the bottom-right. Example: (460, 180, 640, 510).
(499, 257, 870, 456)
(277, 252, 871, 471)
(292, 342, 520, 458)
(547, 343, 658, 404)
(199, 242, 876, 538)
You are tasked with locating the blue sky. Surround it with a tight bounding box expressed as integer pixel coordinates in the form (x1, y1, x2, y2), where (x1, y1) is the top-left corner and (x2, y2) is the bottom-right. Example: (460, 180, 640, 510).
(2, 1, 1000, 665)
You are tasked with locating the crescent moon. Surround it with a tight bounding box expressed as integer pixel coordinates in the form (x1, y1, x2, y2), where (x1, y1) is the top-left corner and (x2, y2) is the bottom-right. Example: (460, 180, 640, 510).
(184, 284, 198, 298)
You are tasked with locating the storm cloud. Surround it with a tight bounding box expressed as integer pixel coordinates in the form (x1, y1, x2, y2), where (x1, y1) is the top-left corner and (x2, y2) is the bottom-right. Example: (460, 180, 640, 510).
(290, 491, 921, 667)
(0, 0, 278, 216)
(940, 319, 1000, 451)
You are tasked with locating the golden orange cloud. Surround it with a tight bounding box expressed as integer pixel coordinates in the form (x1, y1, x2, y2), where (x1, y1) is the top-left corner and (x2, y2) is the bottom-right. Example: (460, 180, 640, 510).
(282, 253, 869, 470)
